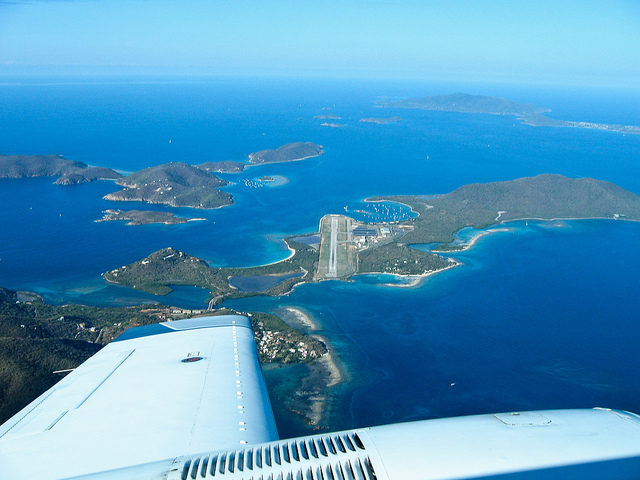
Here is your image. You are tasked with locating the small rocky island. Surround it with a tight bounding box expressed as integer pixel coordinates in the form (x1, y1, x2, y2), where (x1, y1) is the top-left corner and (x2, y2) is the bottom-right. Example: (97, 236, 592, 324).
(96, 209, 205, 225)
(383, 93, 640, 134)
(314, 115, 342, 120)
(360, 117, 402, 124)
(248, 142, 324, 164)
(104, 162, 233, 209)
(0, 154, 122, 184)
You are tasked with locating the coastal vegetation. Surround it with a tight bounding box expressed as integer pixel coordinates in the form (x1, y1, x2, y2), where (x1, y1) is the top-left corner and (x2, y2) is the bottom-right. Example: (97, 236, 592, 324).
(358, 242, 452, 275)
(103, 162, 233, 209)
(0, 154, 122, 184)
(248, 142, 324, 164)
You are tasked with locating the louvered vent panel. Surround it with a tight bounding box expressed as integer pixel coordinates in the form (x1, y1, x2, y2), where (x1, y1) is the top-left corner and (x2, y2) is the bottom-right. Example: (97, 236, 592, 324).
(176, 432, 377, 480)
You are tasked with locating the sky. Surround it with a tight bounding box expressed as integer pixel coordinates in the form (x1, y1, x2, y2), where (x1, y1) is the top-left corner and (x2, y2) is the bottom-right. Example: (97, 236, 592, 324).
(0, 0, 639, 87)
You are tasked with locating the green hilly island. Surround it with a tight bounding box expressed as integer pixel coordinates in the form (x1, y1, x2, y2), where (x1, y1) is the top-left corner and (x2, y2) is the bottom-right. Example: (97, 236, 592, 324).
(96, 209, 205, 225)
(249, 142, 324, 164)
(0, 154, 122, 184)
(103, 162, 233, 209)
(372, 174, 640, 246)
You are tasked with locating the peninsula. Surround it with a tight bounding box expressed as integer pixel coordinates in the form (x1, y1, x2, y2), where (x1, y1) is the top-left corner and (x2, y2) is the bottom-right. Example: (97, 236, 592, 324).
(0, 154, 122, 184)
(104, 174, 640, 303)
(383, 93, 640, 134)
(370, 174, 640, 247)
(103, 162, 233, 209)
(248, 142, 324, 164)
(96, 209, 205, 225)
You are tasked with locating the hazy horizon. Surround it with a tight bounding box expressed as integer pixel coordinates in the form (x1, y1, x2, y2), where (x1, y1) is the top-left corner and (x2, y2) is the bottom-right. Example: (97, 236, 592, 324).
(1, 0, 639, 89)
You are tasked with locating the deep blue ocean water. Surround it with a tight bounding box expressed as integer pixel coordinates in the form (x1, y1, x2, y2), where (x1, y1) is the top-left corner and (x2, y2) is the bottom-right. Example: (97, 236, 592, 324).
(1, 77, 639, 437)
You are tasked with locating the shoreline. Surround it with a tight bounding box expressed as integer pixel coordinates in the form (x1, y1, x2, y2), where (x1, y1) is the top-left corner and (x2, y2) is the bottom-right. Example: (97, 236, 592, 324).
(279, 306, 321, 331)
(437, 216, 640, 253)
(297, 337, 346, 427)
(355, 259, 461, 288)
(276, 306, 346, 428)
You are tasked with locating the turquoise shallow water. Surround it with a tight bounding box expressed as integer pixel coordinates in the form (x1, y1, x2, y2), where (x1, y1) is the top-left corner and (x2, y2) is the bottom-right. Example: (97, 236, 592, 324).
(1, 77, 639, 437)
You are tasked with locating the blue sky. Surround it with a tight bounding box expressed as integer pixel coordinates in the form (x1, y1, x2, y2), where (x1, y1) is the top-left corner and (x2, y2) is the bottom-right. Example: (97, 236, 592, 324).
(0, 0, 639, 87)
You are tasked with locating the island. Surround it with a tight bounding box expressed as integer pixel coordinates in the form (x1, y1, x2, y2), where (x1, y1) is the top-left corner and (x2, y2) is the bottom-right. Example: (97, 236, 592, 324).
(0, 286, 327, 427)
(314, 115, 342, 120)
(248, 142, 324, 164)
(0, 154, 122, 184)
(95, 209, 205, 225)
(384, 93, 550, 115)
(382, 93, 640, 134)
(360, 117, 402, 124)
(196, 161, 246, 173)
(103, 162, 234, 209)
(104, 174, 640, 304)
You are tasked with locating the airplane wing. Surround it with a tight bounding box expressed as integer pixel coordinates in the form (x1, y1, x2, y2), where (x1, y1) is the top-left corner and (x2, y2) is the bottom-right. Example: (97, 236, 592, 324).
(0, 315, 278, 479)
(2, 314, 640, 480)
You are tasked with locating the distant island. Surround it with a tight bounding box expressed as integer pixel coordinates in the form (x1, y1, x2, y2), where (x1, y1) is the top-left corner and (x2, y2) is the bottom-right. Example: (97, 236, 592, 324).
(96, 209, 205, 225)
(520, 114, 640, 134)
(384, 93, 550, 116)
(360, 117, 402, 124)
(104, 174, 640, 304)
(103, 162, 234, 209)
(383, 93, 640, 134)
(196, 161, 246, 173)
(314, 115, 342, 120)
(248, 142, 324, 164)
(0, 154, 122, 184)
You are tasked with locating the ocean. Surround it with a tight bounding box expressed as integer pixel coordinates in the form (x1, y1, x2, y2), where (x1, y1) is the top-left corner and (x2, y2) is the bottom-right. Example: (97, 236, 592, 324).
(1, 76, 639, 438)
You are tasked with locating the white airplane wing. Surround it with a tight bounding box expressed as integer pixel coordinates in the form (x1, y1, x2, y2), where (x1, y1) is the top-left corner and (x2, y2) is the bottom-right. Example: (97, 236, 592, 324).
(0, 315, 278, 479)
(2, 314, 640, 480)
